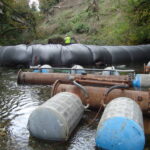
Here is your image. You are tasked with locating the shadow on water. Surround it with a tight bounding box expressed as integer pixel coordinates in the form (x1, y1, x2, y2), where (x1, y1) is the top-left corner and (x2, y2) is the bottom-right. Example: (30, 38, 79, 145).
(0, 66, 149, 150)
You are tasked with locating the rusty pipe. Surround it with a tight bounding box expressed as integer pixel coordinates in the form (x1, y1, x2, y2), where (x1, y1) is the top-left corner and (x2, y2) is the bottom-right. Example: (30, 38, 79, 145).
(52, 84, 150, 115)
(17, 70, 72, 85)
(17, 70, 131, 86)
(104, 84, 129, 96)
(72, 80, 89, 98)
(144, 117, 150, 134)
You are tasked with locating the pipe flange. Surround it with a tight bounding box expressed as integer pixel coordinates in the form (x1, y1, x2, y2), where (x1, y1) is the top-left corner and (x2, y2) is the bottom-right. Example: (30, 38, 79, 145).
(51, 80, 61, 96)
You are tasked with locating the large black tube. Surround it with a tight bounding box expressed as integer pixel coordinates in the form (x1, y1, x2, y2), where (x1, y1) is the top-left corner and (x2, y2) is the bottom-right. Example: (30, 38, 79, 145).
(0, 44, 32, 66)
(0, 44, 149, 67)
(31, 44, 62, 66)
(61, 44, 93, 66)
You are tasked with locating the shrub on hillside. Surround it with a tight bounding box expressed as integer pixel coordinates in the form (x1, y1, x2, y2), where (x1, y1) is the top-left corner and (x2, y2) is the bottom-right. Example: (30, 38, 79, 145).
(73, 23, 89, 34)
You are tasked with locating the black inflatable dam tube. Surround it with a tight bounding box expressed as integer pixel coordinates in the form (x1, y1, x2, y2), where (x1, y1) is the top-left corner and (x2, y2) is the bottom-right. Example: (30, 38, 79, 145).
(0, 44, 149, 67)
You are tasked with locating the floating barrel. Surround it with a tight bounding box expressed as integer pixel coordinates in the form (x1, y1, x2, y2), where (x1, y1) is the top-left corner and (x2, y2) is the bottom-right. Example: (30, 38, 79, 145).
(96, 97, 145, 150)
(33, 69, 40, 73)
(132, 74, 150, 88)
(147, 61, 150, 66)
(40, 64, 53, 73)
(33, 64, 53, 73)
(71, 65, 86, 74)
(28, 92, 84, 141)
(102, 66, 120, 76)
(144, 61, 150, 74)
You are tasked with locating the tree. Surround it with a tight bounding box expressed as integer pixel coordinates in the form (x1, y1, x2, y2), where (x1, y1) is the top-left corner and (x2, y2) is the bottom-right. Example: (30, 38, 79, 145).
(0, 0, 38, 45)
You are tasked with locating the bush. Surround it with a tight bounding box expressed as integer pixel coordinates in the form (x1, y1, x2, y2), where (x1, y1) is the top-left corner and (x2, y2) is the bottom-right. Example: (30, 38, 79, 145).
(57, 22, 73, 34)
(73, 23, 89, 34)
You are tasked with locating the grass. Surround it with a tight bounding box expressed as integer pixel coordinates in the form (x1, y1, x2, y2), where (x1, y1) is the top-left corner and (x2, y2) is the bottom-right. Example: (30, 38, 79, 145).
(32, 0, 150, 45)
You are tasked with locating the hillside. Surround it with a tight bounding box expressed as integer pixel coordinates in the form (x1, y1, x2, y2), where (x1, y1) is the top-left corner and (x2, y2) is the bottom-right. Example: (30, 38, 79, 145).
(34, 0, 150, 45)
(0, 0, 150, 45)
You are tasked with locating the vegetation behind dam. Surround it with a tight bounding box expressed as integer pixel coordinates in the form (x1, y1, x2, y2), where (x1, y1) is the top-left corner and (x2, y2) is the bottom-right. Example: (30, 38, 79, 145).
(0, 0, 150, 45)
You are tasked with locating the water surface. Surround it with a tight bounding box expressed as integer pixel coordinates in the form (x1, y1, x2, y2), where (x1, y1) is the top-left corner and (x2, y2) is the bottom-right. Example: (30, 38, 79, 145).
(0, 67, 149, 150)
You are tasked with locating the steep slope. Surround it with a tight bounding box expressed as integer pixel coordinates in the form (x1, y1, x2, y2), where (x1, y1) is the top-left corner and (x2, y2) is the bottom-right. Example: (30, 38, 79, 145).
(35, 0, 150, 45)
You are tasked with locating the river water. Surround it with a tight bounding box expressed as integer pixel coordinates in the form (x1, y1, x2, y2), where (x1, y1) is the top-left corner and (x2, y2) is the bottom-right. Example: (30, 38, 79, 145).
(0, 67, 149, 150)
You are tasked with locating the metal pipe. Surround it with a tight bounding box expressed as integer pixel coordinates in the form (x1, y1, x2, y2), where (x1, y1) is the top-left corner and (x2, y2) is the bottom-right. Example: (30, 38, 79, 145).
(104, 84, 129, 96)
(30, 66, 135, 73)
(101, 84, 129, 106)
(17, 70, 131, 86)
(72, 80, 89, 98)
(52, 84, 150, 115)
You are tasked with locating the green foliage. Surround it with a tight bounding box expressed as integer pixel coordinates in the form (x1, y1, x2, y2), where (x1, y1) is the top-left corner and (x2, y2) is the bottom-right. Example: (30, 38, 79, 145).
(26, 0, 150, 45)
(0, 0, 41, 45)
(133, 1, 150, 25)
(128, 0, 150, 44)
(71, 11, 89, 23)
(127, 0, 145, 7)
(86, 0, 150, 45)
(73, 23, 89, 34)
(1, 0, 149, 45)
(40, 0, 60, 14)
(57, 21, 73, 34)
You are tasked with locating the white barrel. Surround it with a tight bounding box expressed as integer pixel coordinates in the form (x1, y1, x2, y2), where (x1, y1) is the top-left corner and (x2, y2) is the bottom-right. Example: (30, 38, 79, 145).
(40, 64, 53, 73)
(71, 65, 86, 74)
(96, 97, 145, 150)
(147, 61, 150, 66)
(28, 92, 84, 141)
(102, 66, 119, 76)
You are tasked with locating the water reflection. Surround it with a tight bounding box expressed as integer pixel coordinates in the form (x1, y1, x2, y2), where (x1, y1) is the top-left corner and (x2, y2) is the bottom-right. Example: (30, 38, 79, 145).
(0, 68, 51, 150)
(6, 85, 52, 150)
(0, 67, 149, 150)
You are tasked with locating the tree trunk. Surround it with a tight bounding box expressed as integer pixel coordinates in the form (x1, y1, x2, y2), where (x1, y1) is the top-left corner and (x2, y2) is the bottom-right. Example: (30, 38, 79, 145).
(87, 0, 99, 12)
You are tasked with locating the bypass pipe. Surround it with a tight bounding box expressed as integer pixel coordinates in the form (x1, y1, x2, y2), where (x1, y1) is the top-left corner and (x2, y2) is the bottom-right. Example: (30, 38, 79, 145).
(102, 84, 129, 106)
(72, 80, 89, 98)
(31, 66, 135, 73)
(0, 44, 150, 67)
(17, 71, 130, 86)
(52, 84, 150, 116)
(104, 84, 129, 96)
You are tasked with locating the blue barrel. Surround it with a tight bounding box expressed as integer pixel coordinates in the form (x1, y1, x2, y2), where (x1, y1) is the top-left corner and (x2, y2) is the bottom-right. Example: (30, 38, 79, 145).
(33, 69, 40, 73)
(33, 65, 53, 73)
(28, 92, 84, 141)
(96, 97, 145, 150)
(132, 74, 150, 88)
(40, 64, 53, 73)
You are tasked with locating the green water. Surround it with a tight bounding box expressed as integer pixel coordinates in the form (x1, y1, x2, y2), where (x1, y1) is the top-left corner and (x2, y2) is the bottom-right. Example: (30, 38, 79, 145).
(0, 67, 149, 150)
